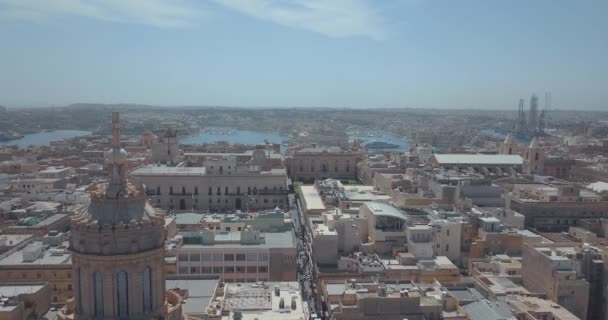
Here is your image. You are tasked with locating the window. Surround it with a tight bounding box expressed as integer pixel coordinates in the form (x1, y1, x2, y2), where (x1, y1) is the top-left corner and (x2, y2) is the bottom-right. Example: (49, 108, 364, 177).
(94, 272, 104, 317)
(194, 187, 198, 195)
(213, 253, 223, 261)
(259, 253, 269, 261)
(201, 254, 212, 261)
(237, 186, 240, 195)
(190, 267, 200, 273)
(201, 267, 212, 273)
(169, 186, 174, 195)
(258, 266, 268, 273)
(247, 266, 257, 273)
(225, 187, 229, 195)
(190, 253, 201, 261)
(143, 267, 152, 313)
(213, 267, 223, 274)
(247, 253, 258, 261)
(208, 187, 212, 195)
(224, 254, 235, 261)
(236, 266, 245, 273)
(264, 199, 268, 203)
(236, 254, 246, 261)
(116, 271, 129, 319)
(156, 186, 161, 195)
(224, 266, 235, 273)
(217, 187, 221, 195)
(182, 186, 186, 195)
(178, 254, 188, 261)
(93, 272, 103, 318)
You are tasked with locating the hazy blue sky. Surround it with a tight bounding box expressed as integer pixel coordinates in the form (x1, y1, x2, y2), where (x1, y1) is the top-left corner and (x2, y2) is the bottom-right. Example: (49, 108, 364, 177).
(0, 0, 606, 109)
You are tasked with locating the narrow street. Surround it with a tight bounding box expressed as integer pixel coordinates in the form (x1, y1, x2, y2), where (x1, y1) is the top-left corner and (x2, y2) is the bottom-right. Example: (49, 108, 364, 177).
(289, 193, 319, 318)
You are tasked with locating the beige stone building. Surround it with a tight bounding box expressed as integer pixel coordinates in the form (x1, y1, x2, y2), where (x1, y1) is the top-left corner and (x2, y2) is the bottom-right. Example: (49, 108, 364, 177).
(507, 182, 608, 231)
(0, 241, 72, 304)
(172, 208, 296, 282)
(522, 243, 590, 320)
(321, 279, 444, 320)
(0, 283, 52, 320)
(287, 146, 361, 182)
(132, 163, 289, 213)
(60, 113, 182, 320)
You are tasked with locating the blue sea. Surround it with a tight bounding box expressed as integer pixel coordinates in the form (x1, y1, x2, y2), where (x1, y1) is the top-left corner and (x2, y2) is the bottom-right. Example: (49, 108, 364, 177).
(0, 130, 92, 148)
(180, 127, 287, 146)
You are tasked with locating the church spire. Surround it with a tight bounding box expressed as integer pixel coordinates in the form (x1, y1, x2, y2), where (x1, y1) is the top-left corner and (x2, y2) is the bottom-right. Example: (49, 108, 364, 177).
(105, 112, 129, 198)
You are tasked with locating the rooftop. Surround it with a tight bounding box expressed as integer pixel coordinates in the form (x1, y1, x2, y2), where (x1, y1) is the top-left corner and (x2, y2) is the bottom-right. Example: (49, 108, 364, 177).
(0, 242, 71, 266)
(365, 202, 406, 221)
(209, 282, 306, 320)
(166, 278, 218, 315)
(182, 230, 294, 249)
(299, 186, 325, 211)
(296, 146, 344, 154)
(433, 154, 523, 166)
(131, 165, 207, 176)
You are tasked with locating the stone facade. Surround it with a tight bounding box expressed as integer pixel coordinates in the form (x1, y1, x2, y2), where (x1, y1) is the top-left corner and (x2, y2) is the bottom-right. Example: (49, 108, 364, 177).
(133, 168, 289, 212)
(287, 147, 360, 182)
(64, 113, 179, 320)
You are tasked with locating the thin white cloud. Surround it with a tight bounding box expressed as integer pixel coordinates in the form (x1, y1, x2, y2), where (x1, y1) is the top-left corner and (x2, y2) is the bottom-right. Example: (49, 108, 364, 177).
(213, 0, 388, 40)
(0, 0, 201, 28)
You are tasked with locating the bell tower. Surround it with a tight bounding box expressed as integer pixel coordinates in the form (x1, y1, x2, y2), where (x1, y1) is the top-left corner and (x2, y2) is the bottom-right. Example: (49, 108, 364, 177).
(499, 133, 517, 155)
(523, 137, 545, 175)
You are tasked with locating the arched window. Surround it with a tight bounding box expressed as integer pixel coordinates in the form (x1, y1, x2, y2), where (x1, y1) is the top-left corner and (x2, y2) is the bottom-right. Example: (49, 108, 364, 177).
(94, 272, 104, 317)
(116, 271, 129, 319)
(143, 267, 152, 313)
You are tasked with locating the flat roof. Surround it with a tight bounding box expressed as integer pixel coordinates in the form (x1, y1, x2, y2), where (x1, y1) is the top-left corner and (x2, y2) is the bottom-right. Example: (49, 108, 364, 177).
(132, 165, 207, 176)
(0, 244, 71, 266)
(221, 282, 306, 320)
(185, 150, 282, 159)
(175, 213, 204, 225)
(166, 278, 218, 315)
(182, 230, 294, 249)
(365, 202, 406, 221)
(0, 284, 45, 297)
(433, 154, 523, 165)
(39, 167, 71, 173)
(296, 146, 343, 154)
(300, 186, 325, 211)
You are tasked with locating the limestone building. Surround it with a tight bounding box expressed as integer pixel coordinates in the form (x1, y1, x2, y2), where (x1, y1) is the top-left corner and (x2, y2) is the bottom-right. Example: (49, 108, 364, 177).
(62, 113, 181, 320)
(523, 137, 545, 174)
(286, 146, 361, 182)
(151, 128, 179, 164)
(522, 243, 591, 319)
